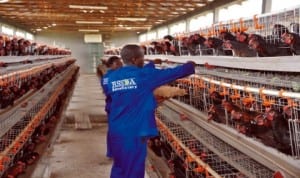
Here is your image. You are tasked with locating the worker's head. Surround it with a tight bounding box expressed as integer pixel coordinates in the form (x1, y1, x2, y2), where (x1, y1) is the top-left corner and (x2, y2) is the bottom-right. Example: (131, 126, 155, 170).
(120, 44, 144, 68)
(106, 56, 123, 70)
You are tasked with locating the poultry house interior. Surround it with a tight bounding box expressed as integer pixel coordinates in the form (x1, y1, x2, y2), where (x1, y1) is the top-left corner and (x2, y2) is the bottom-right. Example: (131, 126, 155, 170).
(1, 0, 300, 178)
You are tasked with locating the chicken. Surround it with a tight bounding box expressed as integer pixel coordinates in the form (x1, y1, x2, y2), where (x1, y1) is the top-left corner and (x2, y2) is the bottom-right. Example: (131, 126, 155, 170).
(267, 109, 291, 153)
(25, 152, 40, 165)
(204, 62, 216, 70)
(219, 31, 236, 41)
(0, 35, 5, 56)
(29, 42, 38, 55)
(205, 37, 232, 56)
(208, 104, 225, 123)
(11, 37, 19, 56)
(5, 38, 12, 56)
(223, 40, 257, 57)
(272, 24, 289, 39)
(0, 61, 7, 67)
(19, 40, 31, 56)
(207, 92, 226, 123)
(150, 41, 164, 54)
(148, 136, 162, 157)
(5, 161, 26, 178)
(0, 87, 15, 109)
(248, 34, 292, 57)
(163, 35, 174, 41)
(186, 34, 207, 55)
(281, 32, 300, 55)
(210, 91, 223, 105)
(235, 32, 249, 44)
(162, 41, 179, 56)
(205, 37, 221, 55)
(179, 36, 190, 55)
(164, 35, 180, 56)
(222, 100, 240, 113)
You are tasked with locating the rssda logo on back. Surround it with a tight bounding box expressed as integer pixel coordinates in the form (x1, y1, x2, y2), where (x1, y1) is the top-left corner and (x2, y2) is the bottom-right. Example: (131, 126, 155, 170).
(111, 78, 137, 91)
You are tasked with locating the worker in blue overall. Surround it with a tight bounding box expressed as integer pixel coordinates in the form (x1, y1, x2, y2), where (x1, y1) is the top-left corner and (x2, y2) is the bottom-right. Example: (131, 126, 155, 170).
(101, 56, 123, 158)
(101, 44, 195, 178)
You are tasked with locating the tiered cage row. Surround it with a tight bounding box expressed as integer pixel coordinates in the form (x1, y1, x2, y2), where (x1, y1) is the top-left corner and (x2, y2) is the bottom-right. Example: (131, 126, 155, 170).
(172, 67, 300, 158)
(131, 6, 300, 57)
(189, 6, 299, 57)
(201, 6, 300, 42)
(0, 57, 79, 177)
(155, 106, 274, 178)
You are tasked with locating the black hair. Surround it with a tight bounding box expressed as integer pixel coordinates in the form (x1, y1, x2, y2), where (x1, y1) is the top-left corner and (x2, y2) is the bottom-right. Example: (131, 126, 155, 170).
(106, 56, 121, 68)
(120, 44, 143, 64)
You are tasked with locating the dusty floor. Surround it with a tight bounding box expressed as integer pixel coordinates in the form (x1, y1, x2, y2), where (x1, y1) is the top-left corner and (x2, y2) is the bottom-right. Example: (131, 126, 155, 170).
(49, 125, 112, 178)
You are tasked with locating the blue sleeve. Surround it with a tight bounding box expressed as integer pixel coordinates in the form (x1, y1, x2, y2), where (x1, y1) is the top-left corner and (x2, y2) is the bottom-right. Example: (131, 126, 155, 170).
(145, 62, 195, 89)
(144, 61, 155, 68)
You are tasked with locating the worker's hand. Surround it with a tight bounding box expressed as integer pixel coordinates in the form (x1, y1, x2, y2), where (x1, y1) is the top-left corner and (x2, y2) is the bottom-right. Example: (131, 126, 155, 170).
(152, 58, 162, 64)
(187, 61, 196, 67)
(155, 95, 167, 104)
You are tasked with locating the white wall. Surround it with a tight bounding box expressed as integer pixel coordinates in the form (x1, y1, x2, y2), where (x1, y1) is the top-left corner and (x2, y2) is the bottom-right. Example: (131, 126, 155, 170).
(36, 31, 138, 73)
(36, 31, 103, 74)
(109, 31, 138, 48)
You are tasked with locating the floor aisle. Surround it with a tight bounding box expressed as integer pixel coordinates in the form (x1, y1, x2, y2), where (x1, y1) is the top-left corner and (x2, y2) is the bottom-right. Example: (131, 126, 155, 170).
(49, 125, 112, 178)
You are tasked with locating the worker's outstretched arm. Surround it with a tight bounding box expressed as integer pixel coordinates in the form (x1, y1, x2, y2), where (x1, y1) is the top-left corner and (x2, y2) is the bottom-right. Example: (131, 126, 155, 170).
(145, 62, 195, 89)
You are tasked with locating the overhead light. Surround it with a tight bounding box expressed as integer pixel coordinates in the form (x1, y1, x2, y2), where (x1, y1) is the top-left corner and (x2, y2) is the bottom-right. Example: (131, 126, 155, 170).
(196, 3, 206, 7)
(137, 32, 140, 34)
(99, 10, 105, 13)
(69, 5, 108, 10)
(82, 10, 87, 13)
(36, 28, 42, 31)
(116, 17, 147, 21)
(43, 26, 48, 29)
(208, 0, 214, 2)
(78, 29, 99, 32)
(0, 0, 9, 3)
(76, 21, 103, 24)
(118, 24, 124, 27)
(116, 26, 151, 30)
(52, 23, 57, 26)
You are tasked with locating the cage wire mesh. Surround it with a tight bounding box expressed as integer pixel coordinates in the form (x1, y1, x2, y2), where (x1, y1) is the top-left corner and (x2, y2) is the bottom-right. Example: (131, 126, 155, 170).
(0, 63, 77, 177)
(156, 105, 275, 178)
(167, 64, 300, 159)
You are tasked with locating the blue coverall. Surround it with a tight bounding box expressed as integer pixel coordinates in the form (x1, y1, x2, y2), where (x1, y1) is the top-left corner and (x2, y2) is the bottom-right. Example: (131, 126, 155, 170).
(101, 62, 194, 178)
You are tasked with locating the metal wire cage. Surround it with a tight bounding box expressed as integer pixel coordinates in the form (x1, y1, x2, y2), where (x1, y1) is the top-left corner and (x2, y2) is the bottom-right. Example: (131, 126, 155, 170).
(0, 59, 78, 177)
(155, 105, 274, 178)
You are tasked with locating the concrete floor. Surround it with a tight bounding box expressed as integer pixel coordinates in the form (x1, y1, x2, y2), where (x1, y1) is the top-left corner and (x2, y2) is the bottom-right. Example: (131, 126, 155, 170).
(49, 125, 112, 178)
(48, 74, 155, 178)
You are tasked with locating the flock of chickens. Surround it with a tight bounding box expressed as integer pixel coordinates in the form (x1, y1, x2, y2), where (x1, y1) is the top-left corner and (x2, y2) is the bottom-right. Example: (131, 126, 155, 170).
(0, 60, 79, 178)
(0, 35, 71, 56)
(0, 60, 75, 110)
(147, 80, 297, 177)
(105, 23, 300, 58)
(171, 78, 298, 155)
